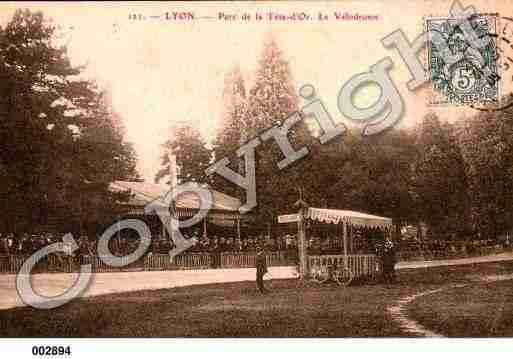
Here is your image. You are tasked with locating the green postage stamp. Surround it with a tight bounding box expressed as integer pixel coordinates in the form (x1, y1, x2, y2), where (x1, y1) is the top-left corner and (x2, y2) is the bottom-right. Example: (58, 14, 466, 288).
(426, 14, 500, 106)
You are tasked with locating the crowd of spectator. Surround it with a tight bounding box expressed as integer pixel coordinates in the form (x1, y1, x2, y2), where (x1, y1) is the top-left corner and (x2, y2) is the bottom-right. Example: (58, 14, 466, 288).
(154, 234, 292, 254)
(0, 231, 297, 257)
(0, 231, 356, 259)
(0, 232, 97, 257)
(396, 237, 511, 255)
(5, 230, 506, 260)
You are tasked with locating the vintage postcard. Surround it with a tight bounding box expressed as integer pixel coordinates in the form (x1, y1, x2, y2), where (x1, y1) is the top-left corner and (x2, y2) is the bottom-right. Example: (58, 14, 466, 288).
(1, 0, 513, 356)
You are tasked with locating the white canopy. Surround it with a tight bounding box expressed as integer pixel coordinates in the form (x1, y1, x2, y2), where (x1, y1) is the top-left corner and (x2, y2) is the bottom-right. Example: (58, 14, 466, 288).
(306, 207, 392, 229)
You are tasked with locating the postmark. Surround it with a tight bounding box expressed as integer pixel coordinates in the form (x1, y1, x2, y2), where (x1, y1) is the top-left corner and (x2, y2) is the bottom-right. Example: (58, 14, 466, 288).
(426, 13, 500, 106)
(470, 15, 513, 111)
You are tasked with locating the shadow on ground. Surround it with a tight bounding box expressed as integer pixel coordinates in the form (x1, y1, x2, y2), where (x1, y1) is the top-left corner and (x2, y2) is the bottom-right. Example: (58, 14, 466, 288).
(1, 261, 513, 337)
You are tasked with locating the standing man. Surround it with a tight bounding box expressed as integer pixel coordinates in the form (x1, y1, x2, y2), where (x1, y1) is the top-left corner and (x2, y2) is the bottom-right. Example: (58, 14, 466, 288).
(255, 246, 269, 293)
(381, 238, 397, 285)
(0, 233, 6, 255)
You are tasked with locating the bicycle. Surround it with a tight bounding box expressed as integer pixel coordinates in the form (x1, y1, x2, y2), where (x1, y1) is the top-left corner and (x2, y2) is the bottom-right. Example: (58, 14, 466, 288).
(310, 263, 354, 286)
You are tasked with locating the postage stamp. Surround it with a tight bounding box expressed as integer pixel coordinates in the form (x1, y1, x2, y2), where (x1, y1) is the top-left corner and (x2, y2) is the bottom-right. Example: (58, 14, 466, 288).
(426, 14, 500, 106)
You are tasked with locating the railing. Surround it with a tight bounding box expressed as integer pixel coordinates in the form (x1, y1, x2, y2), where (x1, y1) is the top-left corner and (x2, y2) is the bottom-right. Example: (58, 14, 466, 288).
(396, 245, 506, 262)
(0, 251, 294, 274)
(308, 254, 380, 279)
(220, 251, 289, 268)
(145, 253, 212, 271)
(1, 245, 508, 274)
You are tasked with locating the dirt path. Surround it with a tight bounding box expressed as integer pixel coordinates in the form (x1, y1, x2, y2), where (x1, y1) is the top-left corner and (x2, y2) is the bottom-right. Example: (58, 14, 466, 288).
(387, 273, 513, 337)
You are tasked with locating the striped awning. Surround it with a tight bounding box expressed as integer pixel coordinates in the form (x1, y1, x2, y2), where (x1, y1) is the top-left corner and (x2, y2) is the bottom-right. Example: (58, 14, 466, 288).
(118, 205, 241, 220)
(306, 207, 392, 229)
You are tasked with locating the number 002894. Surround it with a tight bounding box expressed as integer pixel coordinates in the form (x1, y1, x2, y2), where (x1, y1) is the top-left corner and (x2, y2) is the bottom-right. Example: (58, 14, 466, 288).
(32, 346, 71, 356)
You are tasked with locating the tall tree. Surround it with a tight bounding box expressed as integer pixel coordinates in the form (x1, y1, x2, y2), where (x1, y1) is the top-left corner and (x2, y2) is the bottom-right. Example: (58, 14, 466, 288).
(243, 34, 309, 221)
(211, 66, 248, 197)
(411, 113, 470, 240)
(0, 9, 139, 234)
(214, 66, 248, 159)
(459, 106, 513, 239)
(245, 35, 299, 136)
(156, 122, 212, 185)
(329, 129, 417, 237)
(209, 35, 307, 220)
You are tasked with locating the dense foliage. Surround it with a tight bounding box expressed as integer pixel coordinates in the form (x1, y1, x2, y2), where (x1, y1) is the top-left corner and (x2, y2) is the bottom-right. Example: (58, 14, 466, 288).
(0, 10, 139, 234)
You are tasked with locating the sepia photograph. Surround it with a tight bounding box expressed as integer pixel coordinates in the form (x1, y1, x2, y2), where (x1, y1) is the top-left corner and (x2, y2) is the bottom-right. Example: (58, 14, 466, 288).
(0, 0, 513, 354)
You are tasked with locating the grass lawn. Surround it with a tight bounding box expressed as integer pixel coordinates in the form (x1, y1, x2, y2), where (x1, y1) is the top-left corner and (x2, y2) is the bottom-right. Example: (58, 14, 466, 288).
(1, 261, 513, 337)
(408, 279, 513, 337)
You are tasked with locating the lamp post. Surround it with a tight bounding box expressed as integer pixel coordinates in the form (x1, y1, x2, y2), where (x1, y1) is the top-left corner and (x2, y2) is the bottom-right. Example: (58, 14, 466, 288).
(71, 132, 83, 236)
(294, 187, 309, 279)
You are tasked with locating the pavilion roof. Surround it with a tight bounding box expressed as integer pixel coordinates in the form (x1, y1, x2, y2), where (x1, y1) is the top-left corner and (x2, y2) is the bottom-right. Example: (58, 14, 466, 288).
(109, 181, 241, 214)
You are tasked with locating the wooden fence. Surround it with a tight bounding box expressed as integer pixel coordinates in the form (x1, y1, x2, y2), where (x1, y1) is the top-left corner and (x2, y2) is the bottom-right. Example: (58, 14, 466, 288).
(0, 245, 507, 275)
(0, 251, 294, 274)
(396, 245, 505, 262)
(220, 251, 288, 268)
(308, 254, 380, 279)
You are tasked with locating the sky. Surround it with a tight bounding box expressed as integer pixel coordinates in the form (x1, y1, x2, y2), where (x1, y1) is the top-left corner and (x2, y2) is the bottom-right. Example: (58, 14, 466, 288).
(1, 0, 512, 181)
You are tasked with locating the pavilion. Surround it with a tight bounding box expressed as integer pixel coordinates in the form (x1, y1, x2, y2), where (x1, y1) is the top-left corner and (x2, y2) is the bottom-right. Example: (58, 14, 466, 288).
(280, 206, 393, 279)
(109, 181, 244, 239)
